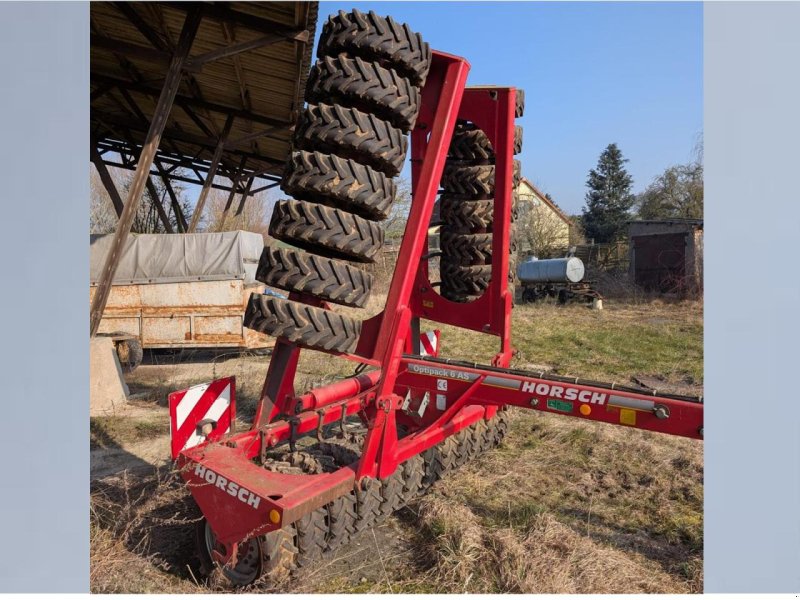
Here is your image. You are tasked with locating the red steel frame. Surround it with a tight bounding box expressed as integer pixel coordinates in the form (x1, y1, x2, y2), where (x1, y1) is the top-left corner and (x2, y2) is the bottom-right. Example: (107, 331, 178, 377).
(177, 50, 704, 566)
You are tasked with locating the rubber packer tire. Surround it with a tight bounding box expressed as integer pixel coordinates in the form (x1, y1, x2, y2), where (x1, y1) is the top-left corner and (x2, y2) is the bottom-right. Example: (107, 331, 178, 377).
(515, 88, 525, 118)
(354, 478, 382, 532)
(440, 261, 492, 301)
(317, 9, 432, 87)
(294, 507, 328, 568)
(244, 294, 361, 353)
(447, 125, 523, 162)
(306, 54, 420, 132)
(326, 492, 358, 553)
(269, 199, 383, 263)
(256, 245, 372, 308)
(439, 196, 494, 232)
(440, 161, 521, 198)
(295, 103, 408, 177)
(282, 150, 395, 221)
(440, 231, 493, 265)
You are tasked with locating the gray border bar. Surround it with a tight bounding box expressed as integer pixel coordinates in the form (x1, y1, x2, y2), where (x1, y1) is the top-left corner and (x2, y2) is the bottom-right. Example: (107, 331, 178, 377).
(705, 2, 800, 592)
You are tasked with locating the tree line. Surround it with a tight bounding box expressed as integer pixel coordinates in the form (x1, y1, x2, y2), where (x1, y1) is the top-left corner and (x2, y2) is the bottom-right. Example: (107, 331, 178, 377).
(580, 137, 703, 244)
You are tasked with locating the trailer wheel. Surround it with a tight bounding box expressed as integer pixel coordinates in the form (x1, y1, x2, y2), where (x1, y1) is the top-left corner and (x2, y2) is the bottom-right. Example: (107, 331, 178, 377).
(317, 9, 432, 87)
(295, 103, 408, 177)
(244, 294, 361, 354)
(282, 150, 395, 221)
(196, 520, 296, 587)
(256, 246, 373, 308)
(113, 336, 142, 373)
(269, 200, 383, 264)
(306, 54, 421, 132)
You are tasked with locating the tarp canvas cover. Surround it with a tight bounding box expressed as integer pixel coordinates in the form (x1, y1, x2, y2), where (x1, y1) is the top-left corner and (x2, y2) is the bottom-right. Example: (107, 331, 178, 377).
(90, 231, 264, 285)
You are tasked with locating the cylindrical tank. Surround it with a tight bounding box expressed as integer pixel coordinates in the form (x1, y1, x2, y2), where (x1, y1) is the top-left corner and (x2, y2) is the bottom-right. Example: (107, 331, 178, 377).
(517, 256, 585, 284)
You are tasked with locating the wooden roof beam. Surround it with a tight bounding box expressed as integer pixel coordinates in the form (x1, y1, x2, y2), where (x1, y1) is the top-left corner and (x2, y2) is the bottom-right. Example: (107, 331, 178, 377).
(92, 74, 290, 128)
(188, 29, 309, 68)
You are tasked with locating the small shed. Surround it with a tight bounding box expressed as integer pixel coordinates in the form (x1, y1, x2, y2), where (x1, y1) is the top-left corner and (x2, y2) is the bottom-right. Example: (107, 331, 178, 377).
(628, 219, 703, 295)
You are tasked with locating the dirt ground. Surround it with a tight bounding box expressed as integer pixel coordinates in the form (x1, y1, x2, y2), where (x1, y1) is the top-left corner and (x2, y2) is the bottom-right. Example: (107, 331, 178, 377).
(90, 298, 703, 594)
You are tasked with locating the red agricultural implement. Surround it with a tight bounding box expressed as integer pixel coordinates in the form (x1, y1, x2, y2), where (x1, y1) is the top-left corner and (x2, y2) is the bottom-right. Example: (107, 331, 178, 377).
(171, 48, 703, 586)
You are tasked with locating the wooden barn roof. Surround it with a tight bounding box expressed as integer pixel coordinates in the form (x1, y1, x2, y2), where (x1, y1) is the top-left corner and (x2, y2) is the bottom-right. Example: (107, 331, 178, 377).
(90, 2, 318, 193)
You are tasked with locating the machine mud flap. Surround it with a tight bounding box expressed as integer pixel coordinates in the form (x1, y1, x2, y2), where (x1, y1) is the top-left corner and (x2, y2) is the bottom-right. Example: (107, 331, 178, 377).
(169, 376, 236, 460)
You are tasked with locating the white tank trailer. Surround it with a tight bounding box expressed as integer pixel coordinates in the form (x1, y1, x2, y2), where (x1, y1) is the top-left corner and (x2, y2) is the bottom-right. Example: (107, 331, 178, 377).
(517, 256, 585, 284)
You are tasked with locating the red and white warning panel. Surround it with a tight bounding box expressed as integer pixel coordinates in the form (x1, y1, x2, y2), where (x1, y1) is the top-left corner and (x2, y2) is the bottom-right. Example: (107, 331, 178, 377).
(420, 329, 440, 357)
(169, 376, 236, 460)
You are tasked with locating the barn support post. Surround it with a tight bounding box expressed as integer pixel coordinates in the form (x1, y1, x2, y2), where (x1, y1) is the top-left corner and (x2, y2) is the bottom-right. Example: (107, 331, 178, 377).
(156, 160, 188, 232)
(145, 177, 174, 233)
(234, 175, 257, 216)
(187, 114, 235, 232)
(90, 8, 202, 337)
(90, 142, 125, 217)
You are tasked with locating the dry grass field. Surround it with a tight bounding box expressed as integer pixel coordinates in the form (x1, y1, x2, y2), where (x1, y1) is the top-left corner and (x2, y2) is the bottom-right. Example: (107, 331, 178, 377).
(90, 298, 703, 593)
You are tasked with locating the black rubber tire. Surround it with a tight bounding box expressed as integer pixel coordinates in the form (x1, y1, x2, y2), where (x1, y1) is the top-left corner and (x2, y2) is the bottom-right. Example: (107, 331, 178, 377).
(451, 429, 472, 468)
(515, 88, 525, 118)
(440, 163, 494, 198)
(295, 103, 408, 177)
(448, 124, 522, 160)
(306, 54, 420, 132)
(440, 261, 492, 301)
(493, 409, 510, 445)
(448, 123, 494, 163)
(294, 507, 328, 568)
(269, 199, 383, 263)
(112, 334, 143, 373)
(282, 150, 395, 221)
(422, 437, 457, 486)
(472, 419, 492, 454)
(256, 246, 372, 308)
(400, 455, 425, 504)
(440, 231, 493, 265)
(244, 294, 361, 354)
(326, 491, 358, 553)
(317, 8, 432, 87)
(439, 196, 494, 233)
(441, 161, 520, 197)
(354, 478, 382, 532)
(378, 470, 404, 518)
(195, 519, 297, 587)
(513, 125, 523, 155)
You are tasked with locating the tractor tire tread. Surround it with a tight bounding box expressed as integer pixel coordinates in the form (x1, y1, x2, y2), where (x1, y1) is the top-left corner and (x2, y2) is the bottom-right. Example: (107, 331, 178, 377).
(256, 245, 372, 308)
(269, 199, 383, 263)
(244, 294, 361, 354)
(318, 8, 432, 86)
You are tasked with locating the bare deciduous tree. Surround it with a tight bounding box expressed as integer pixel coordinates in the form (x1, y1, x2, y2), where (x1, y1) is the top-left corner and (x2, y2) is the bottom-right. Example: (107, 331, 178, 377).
(203, 186, 275, 241)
